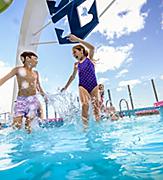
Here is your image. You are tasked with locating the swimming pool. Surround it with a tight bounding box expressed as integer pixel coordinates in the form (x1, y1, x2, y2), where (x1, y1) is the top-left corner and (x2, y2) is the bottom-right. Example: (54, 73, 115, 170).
(0, 114, 163, 179)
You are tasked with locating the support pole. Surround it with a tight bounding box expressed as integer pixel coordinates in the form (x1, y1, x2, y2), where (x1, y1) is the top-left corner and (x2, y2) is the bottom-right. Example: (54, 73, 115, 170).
(33, 21, 51, 36)
(151, 79, 159, 102)
(30, 40, 58, 46)
(99, 0, 117, 18)
(127, 85, 134, 110)
(107, 89, 113, 106)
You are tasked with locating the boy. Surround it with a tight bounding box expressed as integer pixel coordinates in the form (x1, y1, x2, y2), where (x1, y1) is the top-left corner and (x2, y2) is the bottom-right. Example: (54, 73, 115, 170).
(0, 51, 47, 133)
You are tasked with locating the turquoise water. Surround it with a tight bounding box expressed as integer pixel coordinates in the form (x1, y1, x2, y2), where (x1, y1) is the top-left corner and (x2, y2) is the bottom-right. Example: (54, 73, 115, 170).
(0, 113, 163, 179)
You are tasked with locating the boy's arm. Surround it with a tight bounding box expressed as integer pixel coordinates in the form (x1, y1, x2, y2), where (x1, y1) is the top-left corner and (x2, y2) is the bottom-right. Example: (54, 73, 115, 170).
(68, 34, 95, 60)
(61, 62, 78, 92)
(0, 67, 17, 86)
(35, 71, 47, 100)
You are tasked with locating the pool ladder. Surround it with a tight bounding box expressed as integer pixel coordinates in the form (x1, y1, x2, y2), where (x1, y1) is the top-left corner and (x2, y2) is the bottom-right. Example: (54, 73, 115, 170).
(119, 98, 130, 117)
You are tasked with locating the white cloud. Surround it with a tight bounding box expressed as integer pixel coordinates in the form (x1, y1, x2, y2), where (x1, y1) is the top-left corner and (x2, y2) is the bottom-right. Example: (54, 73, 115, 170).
(118, 79, 141, 89)
(95, 0, 148, 39)
(125, 57, 133, 63)
(0, 61, 5, 67)
(116, 69, 128, 78)
(142, 36, 147, 40)
(95, 43, 133, 73)
(160, 75, 163, 80)
(116, 87, 123, 92)
(98, 77, 110, 85)
(140, 75, 153, 81)
(0, 61, 14, 112)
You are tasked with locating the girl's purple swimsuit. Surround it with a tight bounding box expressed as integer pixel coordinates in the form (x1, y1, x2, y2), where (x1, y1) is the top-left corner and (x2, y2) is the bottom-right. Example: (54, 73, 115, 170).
(78, 58, 97, 93)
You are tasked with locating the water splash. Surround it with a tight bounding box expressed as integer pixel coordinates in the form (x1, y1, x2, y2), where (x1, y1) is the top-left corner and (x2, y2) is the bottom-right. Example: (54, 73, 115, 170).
(44, 91, 80, 125)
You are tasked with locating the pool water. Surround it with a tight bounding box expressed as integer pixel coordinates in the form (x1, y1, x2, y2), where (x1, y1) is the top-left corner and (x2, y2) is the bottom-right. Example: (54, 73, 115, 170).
(0, 114, 163, 179)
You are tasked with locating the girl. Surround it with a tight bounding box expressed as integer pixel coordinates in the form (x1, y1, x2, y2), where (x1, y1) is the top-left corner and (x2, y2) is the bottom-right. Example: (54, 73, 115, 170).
(61, 34, 100, 129)
(98, 84, 105, 113)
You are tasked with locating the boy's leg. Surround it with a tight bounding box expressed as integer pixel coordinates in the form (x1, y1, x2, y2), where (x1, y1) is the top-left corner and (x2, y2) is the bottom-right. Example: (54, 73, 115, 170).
(12, 116, 23, 129)
(25, 117, 32, 133)
(12, 96, 26, 130)
(90, 86, 100, 121)
(79, 86, 90, 129)
(25, 95, 42, 133)
(37, 105, 44, 119)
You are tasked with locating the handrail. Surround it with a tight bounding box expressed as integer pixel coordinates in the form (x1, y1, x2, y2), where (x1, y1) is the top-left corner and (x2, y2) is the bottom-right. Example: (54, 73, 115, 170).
(0, 112, 11, 123)
(119, 98, 130, 117)
(105, 99, 112, 108)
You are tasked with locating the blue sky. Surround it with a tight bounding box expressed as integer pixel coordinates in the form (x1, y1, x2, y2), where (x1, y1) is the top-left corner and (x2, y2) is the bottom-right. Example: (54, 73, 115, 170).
(0, 0, 163, 112)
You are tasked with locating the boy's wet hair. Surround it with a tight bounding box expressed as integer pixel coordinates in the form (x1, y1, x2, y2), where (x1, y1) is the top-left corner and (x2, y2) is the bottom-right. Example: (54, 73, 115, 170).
(20, 51, 38, 64)
(72, 45, 88, 57)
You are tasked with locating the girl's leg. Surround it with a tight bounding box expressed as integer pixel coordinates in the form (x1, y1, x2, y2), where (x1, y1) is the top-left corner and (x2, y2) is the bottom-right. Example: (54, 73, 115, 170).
(12, 116, 23, 129)
(90, 86, 100, 121)
(79, 86, 90, 129)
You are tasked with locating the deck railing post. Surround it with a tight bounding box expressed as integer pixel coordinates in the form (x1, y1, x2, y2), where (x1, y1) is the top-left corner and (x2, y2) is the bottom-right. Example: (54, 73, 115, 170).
(127, 85, 134, 110)
(151, 79, 159, 102)
(107, 89, 112, 106)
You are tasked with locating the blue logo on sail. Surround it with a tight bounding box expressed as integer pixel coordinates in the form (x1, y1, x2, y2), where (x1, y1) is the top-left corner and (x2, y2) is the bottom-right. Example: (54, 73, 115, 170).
(46, 0, 99, 44)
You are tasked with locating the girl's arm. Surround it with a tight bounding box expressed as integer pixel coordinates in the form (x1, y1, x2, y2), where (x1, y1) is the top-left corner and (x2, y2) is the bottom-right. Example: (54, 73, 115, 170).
(0, 67, 17, 86)
(68, 34, 95, 60)
(61, 62, 78, 92)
